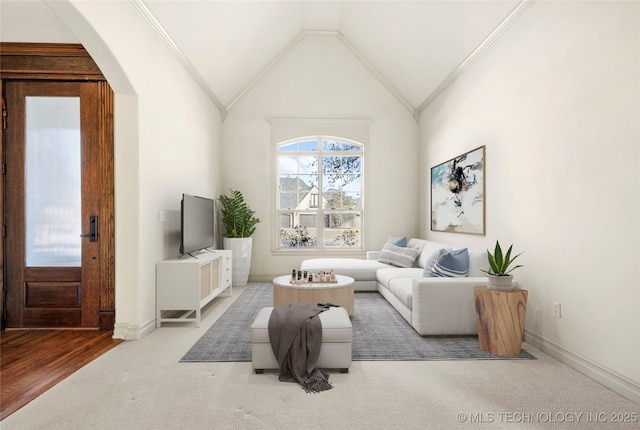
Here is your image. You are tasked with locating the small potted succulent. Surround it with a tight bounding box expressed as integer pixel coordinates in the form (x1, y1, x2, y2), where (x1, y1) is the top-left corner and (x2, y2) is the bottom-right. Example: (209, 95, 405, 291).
(481, 240, 523, 291)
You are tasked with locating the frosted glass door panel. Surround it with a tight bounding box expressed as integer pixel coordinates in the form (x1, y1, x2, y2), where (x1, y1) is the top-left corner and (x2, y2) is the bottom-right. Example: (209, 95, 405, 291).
(25, 97, 82, 266)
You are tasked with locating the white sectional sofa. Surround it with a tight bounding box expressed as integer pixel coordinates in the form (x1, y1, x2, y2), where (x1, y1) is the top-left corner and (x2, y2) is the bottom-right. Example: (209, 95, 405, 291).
(301, 238, 490, 336)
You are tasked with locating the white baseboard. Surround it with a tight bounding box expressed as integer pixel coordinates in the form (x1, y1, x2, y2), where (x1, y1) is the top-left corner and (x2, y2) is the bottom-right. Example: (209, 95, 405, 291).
(525, 329, 640, 405)
(113, 319, 156, 340)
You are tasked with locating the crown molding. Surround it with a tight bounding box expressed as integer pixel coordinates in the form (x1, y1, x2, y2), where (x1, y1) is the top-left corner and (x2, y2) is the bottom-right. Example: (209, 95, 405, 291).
(416, 0, 536, 116)
(130, 0, 225, 117)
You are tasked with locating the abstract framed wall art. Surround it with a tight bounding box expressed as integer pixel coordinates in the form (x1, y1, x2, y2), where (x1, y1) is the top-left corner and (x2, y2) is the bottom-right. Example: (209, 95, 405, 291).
(430, 146, 485, 235)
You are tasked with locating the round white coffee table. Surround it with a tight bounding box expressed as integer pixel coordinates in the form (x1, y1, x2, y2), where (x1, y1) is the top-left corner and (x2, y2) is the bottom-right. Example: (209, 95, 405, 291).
(272, 274, 355, 316)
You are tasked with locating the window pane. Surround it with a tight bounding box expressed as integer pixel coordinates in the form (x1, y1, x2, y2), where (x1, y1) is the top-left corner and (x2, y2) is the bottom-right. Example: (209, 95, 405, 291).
(297, 178, 318, 209)
(25, 97, 81, 267)
(298, 140, 318, 151)
(299, 155, 318, 175)
(279, 176, 319, 209)
(279, 191, 298, 210)
(342, 175, 362, 192)
(280, 213, 293, 228)
(324, 192, 361, 210)
(322, 155, 341, 174)
(342, 156, 362, 173)
(323, 192, 340, 209)
(278, 154, 318, 175)
(323, 176, 342, 192)
(323, 139, 361, 152)
(279, 175, 303, 192)
(324, 214, 361, 247)
(299, 213, 316, 227)
(278, 155, 299, 174)
(344, 192, 362, 210)
(280, 224, 317, 248)
(323, 155, 361, 174)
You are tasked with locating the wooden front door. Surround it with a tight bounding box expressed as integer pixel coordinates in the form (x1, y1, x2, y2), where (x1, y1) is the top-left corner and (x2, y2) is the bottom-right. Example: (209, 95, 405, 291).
(1, 43, 115, 329)
(5, 81, 100, 328)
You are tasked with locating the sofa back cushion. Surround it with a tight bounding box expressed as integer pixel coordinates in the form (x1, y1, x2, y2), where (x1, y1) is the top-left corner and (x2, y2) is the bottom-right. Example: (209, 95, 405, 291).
(411, 239, 452, 269)
(422, 248, 448, 276)
(398, 239, 489, 276)
(467, 249, 489, 277)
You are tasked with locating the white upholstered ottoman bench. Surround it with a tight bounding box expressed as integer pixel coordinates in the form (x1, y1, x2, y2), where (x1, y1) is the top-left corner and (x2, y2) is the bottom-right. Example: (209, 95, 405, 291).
(250, 306, 352, 374)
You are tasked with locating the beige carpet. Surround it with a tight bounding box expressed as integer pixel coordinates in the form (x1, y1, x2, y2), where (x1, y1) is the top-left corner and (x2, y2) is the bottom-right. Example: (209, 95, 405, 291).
(3, 284, 639, 430)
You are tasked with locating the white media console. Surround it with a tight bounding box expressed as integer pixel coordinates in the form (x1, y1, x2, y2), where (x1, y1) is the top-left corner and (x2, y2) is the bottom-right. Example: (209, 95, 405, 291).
(156, 250, 232, 327)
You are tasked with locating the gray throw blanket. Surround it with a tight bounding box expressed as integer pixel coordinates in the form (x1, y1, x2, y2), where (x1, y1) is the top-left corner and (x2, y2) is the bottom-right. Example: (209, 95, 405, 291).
(268, 303, 332, 393)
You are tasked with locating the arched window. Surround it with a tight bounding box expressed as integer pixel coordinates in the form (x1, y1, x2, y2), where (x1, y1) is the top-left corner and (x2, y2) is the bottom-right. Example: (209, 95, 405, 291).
(277, 137, 363, 250)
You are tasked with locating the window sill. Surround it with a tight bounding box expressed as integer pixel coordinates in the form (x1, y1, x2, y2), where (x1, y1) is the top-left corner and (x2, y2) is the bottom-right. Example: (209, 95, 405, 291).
(271, 249, 366, 258)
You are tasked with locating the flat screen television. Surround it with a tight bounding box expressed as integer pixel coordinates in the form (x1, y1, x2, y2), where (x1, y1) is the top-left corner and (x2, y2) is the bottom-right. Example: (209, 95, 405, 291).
(180, 194, 215, 255)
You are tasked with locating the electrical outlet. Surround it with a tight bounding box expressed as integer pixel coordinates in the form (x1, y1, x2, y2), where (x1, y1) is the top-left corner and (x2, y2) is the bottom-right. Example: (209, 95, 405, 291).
(159, 210, 166, 222)
(552, 302, 562, 319)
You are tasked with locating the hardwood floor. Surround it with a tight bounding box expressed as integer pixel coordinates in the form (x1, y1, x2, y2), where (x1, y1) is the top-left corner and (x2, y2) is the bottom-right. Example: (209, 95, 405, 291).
(0, 329, 123, 420)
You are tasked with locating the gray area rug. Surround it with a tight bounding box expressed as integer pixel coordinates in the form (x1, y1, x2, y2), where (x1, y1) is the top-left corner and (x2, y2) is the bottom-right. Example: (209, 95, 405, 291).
(180, 282, 535, 362)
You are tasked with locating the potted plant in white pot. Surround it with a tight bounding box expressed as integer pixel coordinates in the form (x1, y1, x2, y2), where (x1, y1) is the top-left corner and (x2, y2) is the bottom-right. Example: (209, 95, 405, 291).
(218, 189, 260, 286)
(481, 240, 523, 291)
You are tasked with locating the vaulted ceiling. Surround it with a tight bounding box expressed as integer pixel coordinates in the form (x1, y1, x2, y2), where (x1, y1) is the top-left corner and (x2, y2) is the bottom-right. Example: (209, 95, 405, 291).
(138, 0, 526, 115)
(1, 0, 532, 116)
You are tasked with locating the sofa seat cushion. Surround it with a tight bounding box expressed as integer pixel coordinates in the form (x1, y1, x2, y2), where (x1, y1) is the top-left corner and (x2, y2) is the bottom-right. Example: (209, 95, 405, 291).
(376, 267, 423, 287)
(387, 277, 414, 310)
(301, 258, 391, 281)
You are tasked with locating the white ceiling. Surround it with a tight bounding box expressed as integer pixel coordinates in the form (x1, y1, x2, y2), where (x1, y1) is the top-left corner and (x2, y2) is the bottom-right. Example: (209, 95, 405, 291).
(1, 0, 529, 116)
(142, 0, 522, 113)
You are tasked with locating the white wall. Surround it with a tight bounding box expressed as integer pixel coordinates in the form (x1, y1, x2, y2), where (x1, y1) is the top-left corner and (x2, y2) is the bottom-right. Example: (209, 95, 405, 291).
(63, 1, 221, 338)
(42, 0, 224, 338)
(419, 1, 639, 402)
(222, 33, 418, 279)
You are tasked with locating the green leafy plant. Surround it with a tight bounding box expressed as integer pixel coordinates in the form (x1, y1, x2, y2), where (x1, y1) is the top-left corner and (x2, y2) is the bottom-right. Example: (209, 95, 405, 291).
(481, 240, 523, 276)
(218, 189, 260, 238)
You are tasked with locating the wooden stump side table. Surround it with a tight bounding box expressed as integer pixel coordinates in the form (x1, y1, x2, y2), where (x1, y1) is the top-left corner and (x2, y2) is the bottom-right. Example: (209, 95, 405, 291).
(474, 286, 528, 356)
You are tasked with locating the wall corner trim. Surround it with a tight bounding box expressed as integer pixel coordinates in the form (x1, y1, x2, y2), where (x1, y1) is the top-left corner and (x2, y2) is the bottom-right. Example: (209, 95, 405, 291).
(113, 319, 156, 340)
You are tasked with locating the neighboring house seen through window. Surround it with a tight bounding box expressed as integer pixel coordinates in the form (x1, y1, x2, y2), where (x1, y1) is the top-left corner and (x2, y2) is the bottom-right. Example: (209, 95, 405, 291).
(277, 137, 363, 250)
